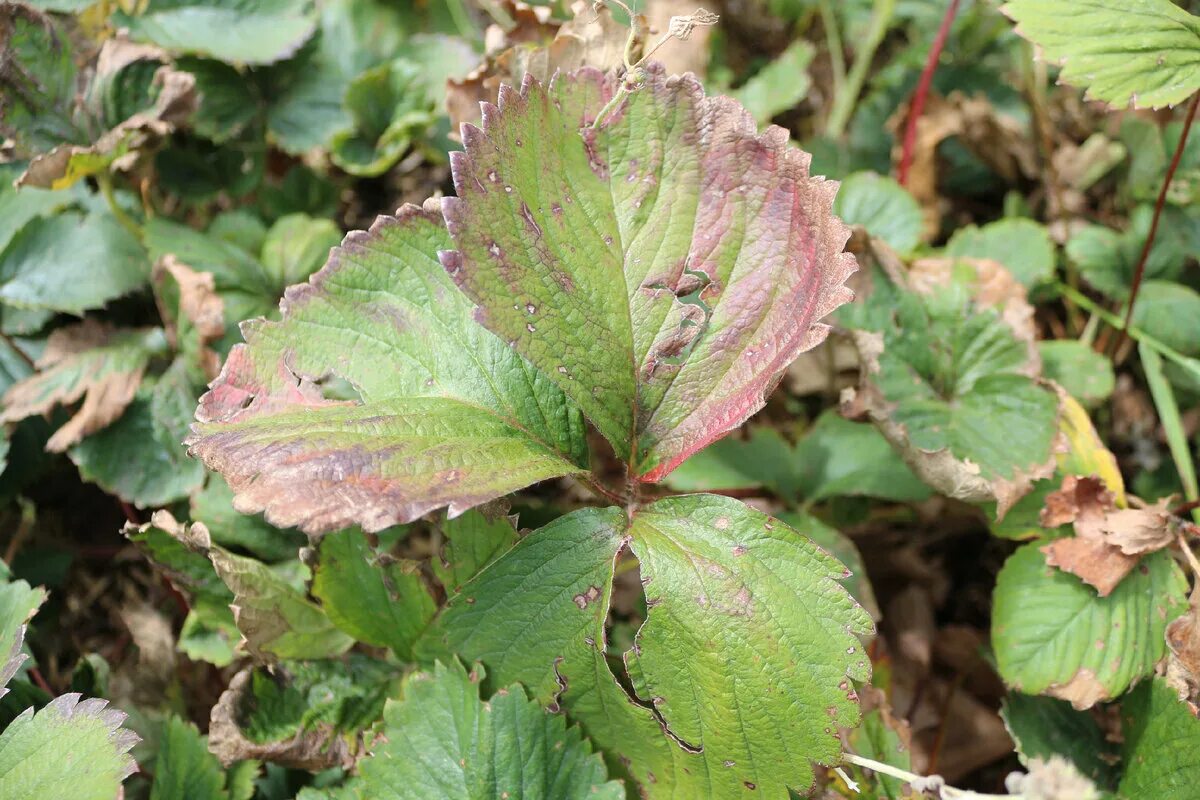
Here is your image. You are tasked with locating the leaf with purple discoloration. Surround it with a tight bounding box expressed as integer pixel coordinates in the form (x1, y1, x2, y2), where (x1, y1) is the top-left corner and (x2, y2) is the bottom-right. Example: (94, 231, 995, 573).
(441, 64, 855, 481)
(0, 693, 140, 800)
(187, 201, 588, 537)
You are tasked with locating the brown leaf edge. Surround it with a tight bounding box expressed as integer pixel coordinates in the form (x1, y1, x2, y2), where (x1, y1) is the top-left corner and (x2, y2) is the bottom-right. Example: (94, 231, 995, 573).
(842, 249, 1062, 517)
(0, 319, 159, 452)
(208, 667, 362, 771)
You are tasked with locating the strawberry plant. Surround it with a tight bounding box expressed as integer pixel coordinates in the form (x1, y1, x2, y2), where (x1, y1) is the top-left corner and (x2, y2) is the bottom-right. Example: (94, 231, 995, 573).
(2, 0, 1200, 798)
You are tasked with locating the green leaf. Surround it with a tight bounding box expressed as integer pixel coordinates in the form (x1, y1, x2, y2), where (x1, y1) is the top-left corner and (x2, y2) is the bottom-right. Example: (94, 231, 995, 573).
(209, 546, 354, 661)
(0, 693, 138, 800)
(1131, 281, 1200, 357)
(844, 697, 911, 800)
(312, 529, 435, 659)
(1003, 0, 1200, 109)
(429, 510, 519, 597)
(992, 544, 1188, 708)
(179, 58, 261, 143)
(336, 660, 623, 800)
(730, 40, 815, 125)
(0, 322, 167, 452)
(667, 411, 930, 503)
(1038, 340, 1115, 407)
(0, 579, 47, 697)
(438, 497, 872, 796)
(189, 204, 588, 536)
(150, 716, 229, 800)
(792, 411, 933, 503)
(832, 171, 923, 256)
(113, 0, 319, 65)
(1119, 677, 1200, 799)
(0, 209, 150, 314)
(778, 509, 879, 622)
(1001, 692, 1117, 787)
(842, 261, 1060, 512)
(0, 5, 82, 156)
(442, 66, 855, 480)
(69, 362, 205, 507)
(945, 217, 1055, 288)
(209, 657, 396, 770)
(259, 214, 341, 288)
(329, 59, 436, 177)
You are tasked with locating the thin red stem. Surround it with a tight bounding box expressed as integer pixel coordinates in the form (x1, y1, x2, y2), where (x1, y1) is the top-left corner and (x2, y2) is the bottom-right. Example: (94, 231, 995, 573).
(29, 667, 53, 695)
(897, 0, 960, 187)
(1121, 91, 1200, 340)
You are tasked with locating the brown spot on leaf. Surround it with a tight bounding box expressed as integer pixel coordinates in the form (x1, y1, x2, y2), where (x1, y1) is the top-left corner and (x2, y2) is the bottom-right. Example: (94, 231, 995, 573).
(1047, 668, 1108, 710)
(572, 585, 602, 609)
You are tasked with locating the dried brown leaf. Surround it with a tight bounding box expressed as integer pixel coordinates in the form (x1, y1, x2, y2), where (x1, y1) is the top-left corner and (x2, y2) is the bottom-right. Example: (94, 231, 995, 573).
(1166, 577, 1200, 706)
(1039, 475, 1176, 595)
(890, 92, 1038, 232)
(157, 256, 225, 342)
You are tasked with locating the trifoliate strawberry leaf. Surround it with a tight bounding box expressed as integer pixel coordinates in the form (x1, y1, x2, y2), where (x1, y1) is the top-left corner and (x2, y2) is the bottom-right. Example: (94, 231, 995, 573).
(992, 544, 1187, 709)
(0, 321, 168, 452)
(17, 41, 197, 191)
(1119, 676, 1200, 800)
(0, 693, 139, 800)
(442, 65, 855, 481)
(1066, 206, 1187, 300)
(0, 5, 82, 156)
(329, 59, 437, 178)
(841, 258, 1060, 515)
(435, 496, 872, 797)
(334, 660, 623, 800)
(1003, 0, 1200, 110)
(0, 579, 46, 698)
(188, 202, 588, 536)
(312, 529, 436, 660)
(112, 0, 319, 66)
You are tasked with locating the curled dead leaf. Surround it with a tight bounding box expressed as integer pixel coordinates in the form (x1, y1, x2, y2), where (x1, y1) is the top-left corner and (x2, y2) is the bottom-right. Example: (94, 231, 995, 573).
(209, 668, 360, 770)
(156, 256, 225, 342)
(1040, 475, 1176, 596)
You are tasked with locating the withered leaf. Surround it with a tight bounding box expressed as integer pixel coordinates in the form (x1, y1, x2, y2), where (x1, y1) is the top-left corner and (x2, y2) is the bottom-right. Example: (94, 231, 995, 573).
(0, 320, 167, 452)
(1040, 475, 1176, 596)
